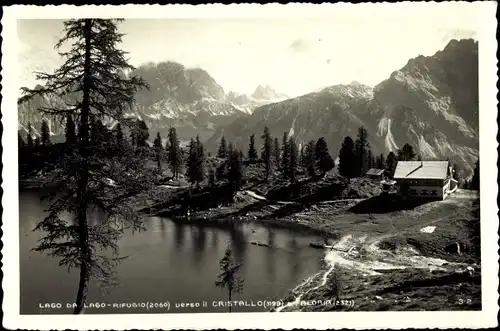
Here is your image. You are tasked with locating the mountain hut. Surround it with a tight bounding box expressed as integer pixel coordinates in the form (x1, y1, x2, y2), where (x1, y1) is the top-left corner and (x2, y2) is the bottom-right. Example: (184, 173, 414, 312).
(393, 161, 457, 200)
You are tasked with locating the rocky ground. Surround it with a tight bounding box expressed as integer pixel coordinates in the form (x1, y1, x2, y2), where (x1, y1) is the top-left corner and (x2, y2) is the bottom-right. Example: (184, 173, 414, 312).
(273, 190, 481, 312)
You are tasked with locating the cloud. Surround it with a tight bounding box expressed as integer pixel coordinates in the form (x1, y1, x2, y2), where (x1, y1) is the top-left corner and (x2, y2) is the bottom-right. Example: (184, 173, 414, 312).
(289, 38, 310, 53)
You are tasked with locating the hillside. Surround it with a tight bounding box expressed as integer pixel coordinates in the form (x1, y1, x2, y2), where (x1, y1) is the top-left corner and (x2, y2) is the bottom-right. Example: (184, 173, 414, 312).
(206, 82, 377, 156)
(207, 39, 479, 176)
(274, 190, 480, 312)
(370, 39, 478, 174)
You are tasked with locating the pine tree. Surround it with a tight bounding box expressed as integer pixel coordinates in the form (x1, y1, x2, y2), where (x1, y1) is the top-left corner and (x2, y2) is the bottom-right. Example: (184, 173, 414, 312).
(227, 142, 234, 161)
(153, 132, 162, 149)
(303, 140, 316, 177)
(153, 132, 163, 171)
(208, 167, 216, 188)
(471, 160, 479, 190)
(196, 135, 205, 162)
(338, 136, 357, 179)
(288, 138, 299, 184)
(314, 137, 335, 175)
(397, 143, 416, 161)
(18, 19, 149, 314)
(367, 149, 374, 169)
(114, 123, 125, 148)
(218, 136, 227, 159)
(216, 162, 227, 182)
(247, 134, 258, 162)
(41, 120, 51, 145)
(166, 127, 183, 179)
(228, 148, 244, 196)
(354, 126, 370, 176)
(89, 117, 110, 147)
(272, 137, 281, 168)
(376, 153, 385, 169)
(186, 138, 197, 186)
(26, 123, 34, 149)
(186, 135, 206, 188)
(65, 114, 77, 145)
(385, 151, 398, 178)
(299, 143, 305, 167)
(34, 136, 41, 148)
(260, 126, 273, 180)
(281, 132, 290, 178)
(134, 120, 150, 148)
(215, 245, 244, 313)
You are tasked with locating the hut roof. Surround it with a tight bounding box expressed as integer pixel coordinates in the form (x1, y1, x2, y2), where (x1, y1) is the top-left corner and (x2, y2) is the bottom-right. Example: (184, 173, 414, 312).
(365, 168, 385, 176)
(393, 161, 449, 180)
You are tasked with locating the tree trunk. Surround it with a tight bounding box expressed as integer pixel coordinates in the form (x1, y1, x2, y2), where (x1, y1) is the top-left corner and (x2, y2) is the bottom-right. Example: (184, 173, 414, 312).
(228, 289, 232, 313)
(74, 18, 92, 315)
(73, 209, 90, 314)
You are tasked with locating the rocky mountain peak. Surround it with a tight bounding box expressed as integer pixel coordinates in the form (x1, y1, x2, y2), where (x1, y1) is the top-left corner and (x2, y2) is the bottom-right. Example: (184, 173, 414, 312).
(133, 61, 227, 106)
(207, 39, 479, 177)
(251, 84, 288, 101)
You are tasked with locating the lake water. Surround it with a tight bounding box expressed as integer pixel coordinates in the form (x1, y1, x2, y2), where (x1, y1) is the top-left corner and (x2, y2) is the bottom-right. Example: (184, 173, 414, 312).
(19, 191, 325, 314)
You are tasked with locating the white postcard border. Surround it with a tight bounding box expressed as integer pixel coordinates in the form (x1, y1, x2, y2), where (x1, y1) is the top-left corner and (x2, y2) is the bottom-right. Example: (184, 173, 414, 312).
(1, 3, 498, 330)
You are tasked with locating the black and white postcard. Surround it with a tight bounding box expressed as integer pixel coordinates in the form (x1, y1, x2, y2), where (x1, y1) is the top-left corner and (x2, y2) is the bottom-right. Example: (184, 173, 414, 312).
(1, 2, 498, 330)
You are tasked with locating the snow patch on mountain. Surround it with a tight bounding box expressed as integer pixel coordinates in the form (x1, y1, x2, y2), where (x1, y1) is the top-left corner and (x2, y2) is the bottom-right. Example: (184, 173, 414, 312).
(289, 115, 298, 138)
(418, 135, 438, 159)
(377, 117, 398, 152)
(227, 86, 290, 114)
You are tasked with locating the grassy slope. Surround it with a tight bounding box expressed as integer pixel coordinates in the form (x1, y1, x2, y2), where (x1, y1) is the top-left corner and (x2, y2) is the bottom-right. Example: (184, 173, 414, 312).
(276, 190, 481, 312)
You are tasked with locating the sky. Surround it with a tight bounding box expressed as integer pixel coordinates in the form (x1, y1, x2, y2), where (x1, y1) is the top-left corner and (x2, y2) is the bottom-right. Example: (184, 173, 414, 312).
(17, 6, 479, 98)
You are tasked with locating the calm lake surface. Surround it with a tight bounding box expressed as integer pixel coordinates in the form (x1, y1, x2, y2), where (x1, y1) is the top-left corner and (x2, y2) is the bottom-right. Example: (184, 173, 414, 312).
(19, 191, 325, 314)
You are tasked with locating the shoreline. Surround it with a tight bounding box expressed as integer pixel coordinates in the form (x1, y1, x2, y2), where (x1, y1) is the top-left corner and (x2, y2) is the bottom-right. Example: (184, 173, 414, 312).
(19, 176, 481, 312)
(165, 213, 336, 238)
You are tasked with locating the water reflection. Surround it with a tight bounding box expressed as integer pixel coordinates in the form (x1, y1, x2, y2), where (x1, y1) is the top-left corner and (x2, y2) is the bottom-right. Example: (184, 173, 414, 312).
(267, 228, 276, 247)
(191, 227, 206, 266)
(173, 221, 185, 250)
(288, 234, 301, 277)
(228, 223, 247, 263)
(19, 191, 326, 314)
(266, 228, 276, 282)
(210, 228, 219, 248)
(159, 219, 166, 240)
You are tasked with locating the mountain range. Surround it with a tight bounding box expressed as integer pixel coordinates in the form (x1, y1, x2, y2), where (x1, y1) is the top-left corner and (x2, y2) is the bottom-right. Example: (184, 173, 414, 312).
(17, 60, 288, 142)
(206, 39, 479, 176)
(18, 39, 478, 175)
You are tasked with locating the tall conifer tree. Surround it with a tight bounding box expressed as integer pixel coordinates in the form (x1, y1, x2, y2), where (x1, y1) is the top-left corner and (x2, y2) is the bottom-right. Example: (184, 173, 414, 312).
(18, 19, 149, 314)
(247, 134, 258, 162)
(260, 127, 272, 180)
(41, 120, 51, 145)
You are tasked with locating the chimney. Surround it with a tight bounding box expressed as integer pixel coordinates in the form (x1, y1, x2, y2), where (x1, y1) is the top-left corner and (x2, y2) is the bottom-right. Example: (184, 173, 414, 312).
(405, 161, 424, 177)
